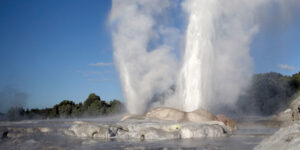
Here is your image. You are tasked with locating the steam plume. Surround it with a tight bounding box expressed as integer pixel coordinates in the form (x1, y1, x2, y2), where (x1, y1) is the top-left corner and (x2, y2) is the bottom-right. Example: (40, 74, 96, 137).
(0, 86, 27, 113)
(109, 0, 178, 114)
(109, 0, 299, 114)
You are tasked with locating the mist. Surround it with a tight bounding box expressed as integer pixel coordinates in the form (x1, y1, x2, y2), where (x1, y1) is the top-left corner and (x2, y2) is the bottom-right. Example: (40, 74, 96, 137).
(0, 86, 28, 113)
(109, 0, 300, 115)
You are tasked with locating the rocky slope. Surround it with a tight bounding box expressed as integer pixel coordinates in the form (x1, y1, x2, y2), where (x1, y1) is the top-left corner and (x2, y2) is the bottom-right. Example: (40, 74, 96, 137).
(255, 96, 300, 150)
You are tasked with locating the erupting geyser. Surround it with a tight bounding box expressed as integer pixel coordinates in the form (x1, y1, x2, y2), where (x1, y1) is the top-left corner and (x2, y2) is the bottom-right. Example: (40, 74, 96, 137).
(177, 0, 263, 111)
(110, 0, 271, 114)
(178, 0, 216, 111)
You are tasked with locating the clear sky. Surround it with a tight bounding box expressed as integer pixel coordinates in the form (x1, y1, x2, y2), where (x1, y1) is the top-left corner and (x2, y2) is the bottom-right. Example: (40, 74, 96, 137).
(0, 0, 299, 111)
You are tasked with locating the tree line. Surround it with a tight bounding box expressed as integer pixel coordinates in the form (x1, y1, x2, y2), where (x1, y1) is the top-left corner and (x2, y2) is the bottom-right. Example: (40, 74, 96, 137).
(3, 71, 300, 120)
(237, 71, 300, 116)
(4, 93, 124, 121)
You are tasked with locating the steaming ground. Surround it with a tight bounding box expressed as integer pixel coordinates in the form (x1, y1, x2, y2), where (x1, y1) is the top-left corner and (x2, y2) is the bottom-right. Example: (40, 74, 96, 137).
(0, 117, 280, 150)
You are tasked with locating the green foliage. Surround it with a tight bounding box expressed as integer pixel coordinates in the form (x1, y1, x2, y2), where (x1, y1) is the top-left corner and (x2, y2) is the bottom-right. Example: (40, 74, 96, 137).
(291, 72, 300, 89)
(71, 102, 83, 117)
(107, 99, 123, 113)
(87, 101, 102, 115)
(82, 93, 111, 116)
(25, 108, 52, 119)
(49, 105, 59, 118)
(4, 93, 124, 120)
(84, 93, 101, 110)
(4, 71, 300, 119)
(57, 100, 76, 117)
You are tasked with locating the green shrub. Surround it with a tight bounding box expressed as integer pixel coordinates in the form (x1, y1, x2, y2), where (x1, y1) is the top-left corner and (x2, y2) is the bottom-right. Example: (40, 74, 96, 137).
(5, 93, 123, 120)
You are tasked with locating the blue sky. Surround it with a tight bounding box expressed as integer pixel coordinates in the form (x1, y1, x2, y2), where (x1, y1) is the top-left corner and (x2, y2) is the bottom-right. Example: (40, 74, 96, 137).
(0, 0, 122, 111)
(0, 0, 299, 111)
(251, 7, 300, 75)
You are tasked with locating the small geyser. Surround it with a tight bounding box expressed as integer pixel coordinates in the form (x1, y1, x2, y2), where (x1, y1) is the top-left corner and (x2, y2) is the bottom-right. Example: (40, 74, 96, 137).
(109, 0, 178, 114)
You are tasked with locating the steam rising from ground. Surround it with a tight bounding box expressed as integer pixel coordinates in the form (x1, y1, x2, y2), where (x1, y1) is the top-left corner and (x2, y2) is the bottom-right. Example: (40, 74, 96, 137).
(109, 0, 299, 114)
(0, 86, 27, 113)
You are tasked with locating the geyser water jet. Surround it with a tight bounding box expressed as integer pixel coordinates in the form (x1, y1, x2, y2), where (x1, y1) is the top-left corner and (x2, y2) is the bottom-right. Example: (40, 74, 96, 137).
(177, 0, 217, 111)
(110, 0, 290, 114)
(177, 0, 265, 112)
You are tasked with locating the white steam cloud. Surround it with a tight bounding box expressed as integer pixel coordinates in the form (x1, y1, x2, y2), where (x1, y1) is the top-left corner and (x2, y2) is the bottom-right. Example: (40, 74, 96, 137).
(176, 0, 267, 111)
(109, 0, 178, 114)
(109, 0, 298, 114)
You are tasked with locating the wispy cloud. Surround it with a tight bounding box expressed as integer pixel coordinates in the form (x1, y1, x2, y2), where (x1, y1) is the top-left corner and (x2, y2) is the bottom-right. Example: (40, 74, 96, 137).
(278, 64, 296, 71)
(87, 78, 112, 82)
(89, 62, 113, 67)
(76, 70, 114, 76)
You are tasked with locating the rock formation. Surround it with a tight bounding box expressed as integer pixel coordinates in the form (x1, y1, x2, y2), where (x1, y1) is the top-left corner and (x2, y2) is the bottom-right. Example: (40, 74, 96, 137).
(64, 107, 237, 141)
(291, 96, 300, 121)
(254, 121, 300, 150)
(121, 107, 236, 130)
(256, 96, 300, 150)
(216, 114, 237, 130)
(145, 107, 186, 122)
(271, 96, 300, 122)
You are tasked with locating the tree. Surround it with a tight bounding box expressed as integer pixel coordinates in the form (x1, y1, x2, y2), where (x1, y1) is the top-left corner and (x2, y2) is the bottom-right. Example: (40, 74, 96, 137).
(87, 100, 108, 116)
(108, 99, 123, 113)
(237, 72, 295, 116)
(57, 100, 76, 117)
(5, 93, 124, 120)
(291, 72, 300, 90)
(84, 93, 101, 110)
(49, 105, 59, 118)
(71, 102, 83, 117)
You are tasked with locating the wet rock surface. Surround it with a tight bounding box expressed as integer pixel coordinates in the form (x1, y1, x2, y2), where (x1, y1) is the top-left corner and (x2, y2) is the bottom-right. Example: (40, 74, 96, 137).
(64, 122, 110, 138)
(122, 107, 237, 131)
(272, 96, 300, 122)
(256, 96, 300, 150)
(255, 121, 300, 150)
(64, 119, 229, 140)
(63, 107, 236, 140)
(291, 96, 300, 121)
(0, 107, 281, 150)
(0, 118, 278, 150)
(272, 108, 293, 122)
